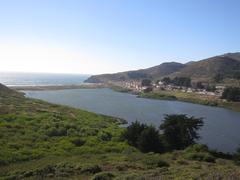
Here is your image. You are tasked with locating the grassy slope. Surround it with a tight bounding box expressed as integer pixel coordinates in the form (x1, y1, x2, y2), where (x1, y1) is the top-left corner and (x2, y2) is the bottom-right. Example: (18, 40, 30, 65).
(139, 90, 240, 112)
(1, 87, 240, 179)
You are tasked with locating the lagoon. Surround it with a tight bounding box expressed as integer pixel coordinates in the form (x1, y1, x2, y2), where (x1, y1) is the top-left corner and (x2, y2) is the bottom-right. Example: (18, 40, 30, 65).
(24, 88, 240, 153)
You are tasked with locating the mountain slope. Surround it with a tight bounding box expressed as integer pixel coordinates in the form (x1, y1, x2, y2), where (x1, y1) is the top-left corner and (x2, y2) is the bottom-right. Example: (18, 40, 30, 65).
(171, 54, 240, 82)
(85, 52, 240, 83)
(85, 62, 185, 83)
(0, 83, 23, 97)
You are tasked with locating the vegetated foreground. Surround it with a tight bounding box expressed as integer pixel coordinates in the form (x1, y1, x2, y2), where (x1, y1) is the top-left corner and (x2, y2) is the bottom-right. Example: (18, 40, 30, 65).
(1, 84, 240, 179)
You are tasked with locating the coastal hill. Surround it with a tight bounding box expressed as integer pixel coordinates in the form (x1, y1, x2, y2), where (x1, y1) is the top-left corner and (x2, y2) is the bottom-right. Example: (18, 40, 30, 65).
(170, 53, 240, 82)
(0, 83, 22, 97)
(85, 52, 240, 84)
(0, 83, 16, 94)
(85, 62, 185, 83)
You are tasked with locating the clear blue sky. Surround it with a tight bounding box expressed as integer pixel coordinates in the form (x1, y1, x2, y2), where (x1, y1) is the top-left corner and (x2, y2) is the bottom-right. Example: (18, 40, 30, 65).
(0, 0, 239, 74)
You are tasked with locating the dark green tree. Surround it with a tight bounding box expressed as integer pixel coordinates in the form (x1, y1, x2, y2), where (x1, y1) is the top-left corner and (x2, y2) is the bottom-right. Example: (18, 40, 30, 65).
(221, 87, 240, 101)
(160, 114, 204, 150)
(196, 82, 204, 89)
(205, 84, 216, 92)
(122, 121, 146, 147)
(214, 73, 223, 83)
(141, 79, 152, 86)
(161, 77, 171, 85)
(137, 126, 164, 153)
(234, 147, 240, 165)
(232, 71, 240, 80)
(172, 77, 191, 87)
(143, 87, 153, 93)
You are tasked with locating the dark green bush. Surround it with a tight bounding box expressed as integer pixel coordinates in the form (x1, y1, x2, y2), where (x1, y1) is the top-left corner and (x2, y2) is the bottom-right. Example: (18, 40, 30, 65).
(142, 155, 169, 168)
(46, 127, 67, 137)
(91, 172, 114, 180)
(81, 165, 102, 174)
(184, 145, 215, 163)
(233, 148, 240, 165)
(157, 160, 169, 167)
(70, 137, 85, 147)
(184, 144, 209, 153)
(98, 131, 112, 141)
(67, 128, 78, 136)
(184, 152, 215, 163)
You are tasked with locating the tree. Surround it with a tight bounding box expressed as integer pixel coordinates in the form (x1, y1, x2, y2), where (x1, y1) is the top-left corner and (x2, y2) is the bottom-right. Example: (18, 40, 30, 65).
(160, 114, 204, 150)
(122, 121, 164, 153)
(221, 87, 240, 101)
(196, 82, 204, 89)
(143, 87, 153, 93)
(234, 147, 240, 165)
(214, 73, 223, 83)
(137, 126, 164, 153)
(232, 71, 240, 80)
(122, 121, 146, 147)
(141, 79, 152, 87)
(205, 84, 216, 92)
(161, 77, 171, 85)
(172, 77, 191, 87)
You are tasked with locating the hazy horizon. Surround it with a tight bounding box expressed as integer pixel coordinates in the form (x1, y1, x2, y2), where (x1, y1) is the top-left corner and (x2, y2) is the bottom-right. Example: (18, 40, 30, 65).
(0, 0, 240, 74)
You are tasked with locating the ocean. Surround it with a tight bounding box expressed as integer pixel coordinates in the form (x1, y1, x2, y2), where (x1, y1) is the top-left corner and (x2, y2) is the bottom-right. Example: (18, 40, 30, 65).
(0, 72, 90, 86)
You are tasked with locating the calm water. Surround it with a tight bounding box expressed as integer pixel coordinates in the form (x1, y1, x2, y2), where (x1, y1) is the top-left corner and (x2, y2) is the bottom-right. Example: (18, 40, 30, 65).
(0, 72, 90, 86)
(24, 88, 240, 153)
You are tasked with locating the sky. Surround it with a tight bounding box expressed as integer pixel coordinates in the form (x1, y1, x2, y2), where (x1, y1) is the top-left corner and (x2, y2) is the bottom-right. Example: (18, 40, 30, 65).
(0, 0, 239, 75)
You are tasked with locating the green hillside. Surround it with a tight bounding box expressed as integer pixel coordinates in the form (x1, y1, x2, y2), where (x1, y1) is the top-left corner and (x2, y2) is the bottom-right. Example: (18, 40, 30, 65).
(1, 84, 240, 179)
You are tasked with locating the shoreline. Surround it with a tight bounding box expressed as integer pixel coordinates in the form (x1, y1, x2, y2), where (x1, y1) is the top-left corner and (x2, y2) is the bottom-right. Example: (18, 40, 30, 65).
(9, 83, 107, 91)
(138, 91, 240, 112)
(108, 85, 240, 112)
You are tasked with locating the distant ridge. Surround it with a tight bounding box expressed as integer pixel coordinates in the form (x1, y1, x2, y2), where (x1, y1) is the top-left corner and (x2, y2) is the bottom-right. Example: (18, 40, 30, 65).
(85, 62, 185, 83)
(85, 52, 240, 84)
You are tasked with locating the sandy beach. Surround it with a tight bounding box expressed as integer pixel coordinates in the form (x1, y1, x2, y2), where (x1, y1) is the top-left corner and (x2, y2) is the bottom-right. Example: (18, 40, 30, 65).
(9, 83, 106, 91)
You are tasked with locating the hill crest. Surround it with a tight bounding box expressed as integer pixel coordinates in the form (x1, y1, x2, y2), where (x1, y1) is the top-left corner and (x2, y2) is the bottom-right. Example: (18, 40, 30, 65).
(85, 52, 240, 84)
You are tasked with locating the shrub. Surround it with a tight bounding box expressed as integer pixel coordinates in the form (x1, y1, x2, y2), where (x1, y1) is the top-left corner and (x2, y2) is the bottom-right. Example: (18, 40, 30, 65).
(91, 172, 115, 180)
(81, 165, 102, 174)
(67, 128, 78, 136)
(209, 150, 232, 160)
(46, 127, 67, 137)
(184, 144, 209, 153)
(0, 159, 8, 166)
(142, 156, 169, 168)
(184, 152, 215, 163)
(176, 160, 189, 165)
(70, 137, 85, 147)
(98, 131, 112, 141)
(157, 160, 169, 167)
(233, 148, 240, 165)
